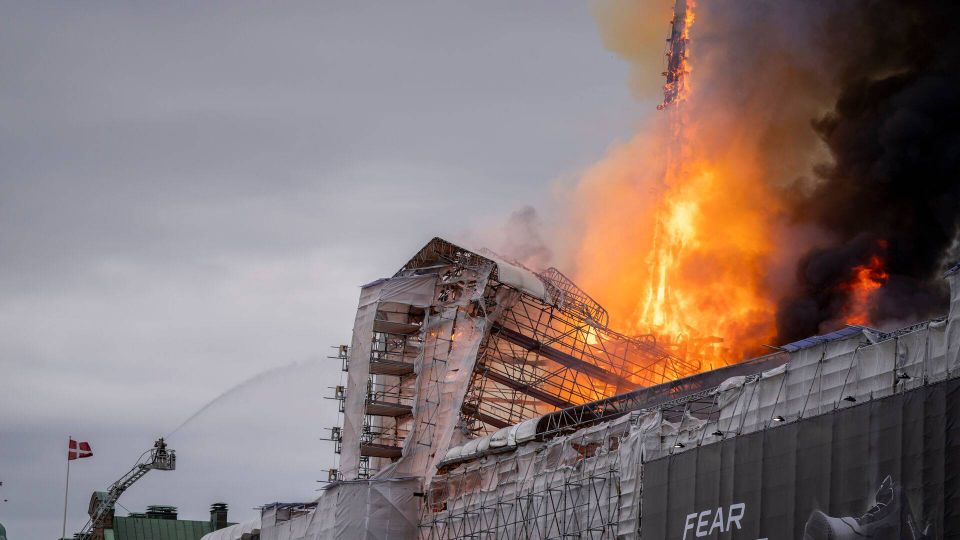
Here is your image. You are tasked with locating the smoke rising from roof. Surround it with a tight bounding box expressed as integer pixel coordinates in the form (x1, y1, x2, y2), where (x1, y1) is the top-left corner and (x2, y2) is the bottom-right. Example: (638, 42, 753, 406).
(496, 205, 554, 271)
(775, 0, 960, 341)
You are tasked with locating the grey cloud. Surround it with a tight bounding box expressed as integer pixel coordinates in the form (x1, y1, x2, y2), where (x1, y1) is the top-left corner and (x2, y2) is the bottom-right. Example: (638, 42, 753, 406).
(0, 2, 640, 537)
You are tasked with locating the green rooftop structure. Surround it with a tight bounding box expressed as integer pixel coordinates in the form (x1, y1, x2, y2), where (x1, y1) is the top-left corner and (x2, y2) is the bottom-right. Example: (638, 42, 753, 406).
(104, 516, 210, 540)
(95, 504, 231, 540)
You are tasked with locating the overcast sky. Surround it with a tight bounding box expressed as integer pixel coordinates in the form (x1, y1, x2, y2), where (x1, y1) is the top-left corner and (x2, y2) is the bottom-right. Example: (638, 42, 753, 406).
(0, 2, 651, 537)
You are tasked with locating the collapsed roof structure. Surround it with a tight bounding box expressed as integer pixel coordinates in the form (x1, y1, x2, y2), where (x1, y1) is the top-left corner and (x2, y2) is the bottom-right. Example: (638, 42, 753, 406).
(205, 239, 960, 540)
(336, 238, 702, 483)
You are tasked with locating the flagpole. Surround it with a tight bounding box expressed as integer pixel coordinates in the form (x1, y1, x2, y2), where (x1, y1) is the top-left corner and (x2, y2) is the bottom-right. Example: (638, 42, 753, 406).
(62, 436, 71, 540)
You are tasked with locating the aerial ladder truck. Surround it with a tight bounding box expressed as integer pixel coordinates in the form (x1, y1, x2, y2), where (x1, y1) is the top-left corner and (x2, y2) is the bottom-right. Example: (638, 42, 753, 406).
(75, 438, 176, 540)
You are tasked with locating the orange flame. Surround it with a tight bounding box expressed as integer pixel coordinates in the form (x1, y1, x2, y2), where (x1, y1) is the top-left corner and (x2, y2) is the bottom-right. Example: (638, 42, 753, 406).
(841, 255, 888, 326)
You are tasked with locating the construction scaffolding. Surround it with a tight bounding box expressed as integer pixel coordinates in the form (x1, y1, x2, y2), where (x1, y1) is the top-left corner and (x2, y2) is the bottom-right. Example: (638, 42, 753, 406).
(334, 238, 697, 481)
(424, 415, 630, 539)
(403, 239, 699, 432)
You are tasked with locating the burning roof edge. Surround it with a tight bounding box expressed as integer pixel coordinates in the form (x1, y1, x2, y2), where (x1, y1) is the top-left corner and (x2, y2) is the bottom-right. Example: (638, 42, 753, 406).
(437, 350, 789, 469)
(437, 314, 950, 470)
(777, 325, 879, 352)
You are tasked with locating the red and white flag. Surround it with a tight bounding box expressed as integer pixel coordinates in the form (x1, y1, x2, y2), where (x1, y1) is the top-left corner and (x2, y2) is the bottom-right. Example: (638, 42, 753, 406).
(68, 438, 93, 460)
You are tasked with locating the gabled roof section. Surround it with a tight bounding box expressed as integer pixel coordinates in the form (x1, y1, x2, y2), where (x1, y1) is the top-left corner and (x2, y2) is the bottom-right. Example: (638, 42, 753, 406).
(396, 237, 495, 277)
(397, 237, 552, 303)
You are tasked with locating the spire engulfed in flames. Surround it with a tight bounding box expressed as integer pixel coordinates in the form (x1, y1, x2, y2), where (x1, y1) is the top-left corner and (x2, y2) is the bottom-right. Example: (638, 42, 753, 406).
(658, 0, 695, 110)
(641, 0, 704, 345)
(575, 0, 783, 368)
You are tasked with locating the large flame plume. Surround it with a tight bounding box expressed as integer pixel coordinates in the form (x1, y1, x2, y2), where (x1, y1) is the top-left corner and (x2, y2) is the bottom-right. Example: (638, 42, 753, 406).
(575, 118, 782, 365)
(568, 0, 960, 365)
(573, 0, 800, 365)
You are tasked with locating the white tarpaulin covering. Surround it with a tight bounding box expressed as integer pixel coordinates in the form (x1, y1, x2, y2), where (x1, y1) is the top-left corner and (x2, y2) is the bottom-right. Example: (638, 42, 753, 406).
(339, 280, 385, 481)
(200, 519, 261, 540)
(340, 275, 440, 479)
(371, 264, 503, 487)
(256, 478, 419, 540)
(489, 257, 551, 304)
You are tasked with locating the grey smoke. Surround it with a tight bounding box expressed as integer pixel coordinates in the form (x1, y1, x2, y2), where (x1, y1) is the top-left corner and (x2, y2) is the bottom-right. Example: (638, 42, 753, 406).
(497, 205, 554, 270)
(775, 0, 960, 342)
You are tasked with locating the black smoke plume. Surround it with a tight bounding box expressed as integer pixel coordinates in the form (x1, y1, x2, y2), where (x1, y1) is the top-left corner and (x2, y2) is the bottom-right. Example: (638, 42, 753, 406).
(775, 0, 960, 342)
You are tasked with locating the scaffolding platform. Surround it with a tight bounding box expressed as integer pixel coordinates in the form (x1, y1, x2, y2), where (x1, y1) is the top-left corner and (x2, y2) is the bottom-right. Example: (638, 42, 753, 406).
(364, 399, 412, 417)
(369, 358, 416, 376)
(359, 442, 404, 459)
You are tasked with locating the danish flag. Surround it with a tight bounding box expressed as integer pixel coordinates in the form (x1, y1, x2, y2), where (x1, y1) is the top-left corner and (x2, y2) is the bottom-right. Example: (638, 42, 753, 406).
(68, 438, 93, 460)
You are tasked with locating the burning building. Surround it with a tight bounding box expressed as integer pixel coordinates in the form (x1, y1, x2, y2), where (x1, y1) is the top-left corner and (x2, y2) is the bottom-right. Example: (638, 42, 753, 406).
(203, 0, 960, 537)
(203, 237, 960, 540)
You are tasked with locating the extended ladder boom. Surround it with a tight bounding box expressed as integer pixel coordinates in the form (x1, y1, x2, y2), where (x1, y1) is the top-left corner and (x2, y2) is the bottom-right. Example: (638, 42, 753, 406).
(76, 438, 176, 539)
